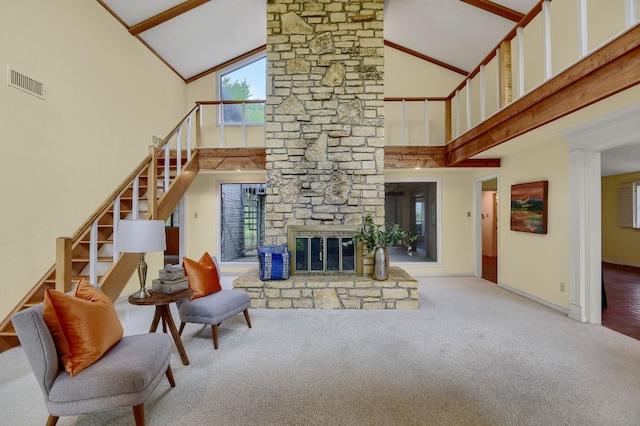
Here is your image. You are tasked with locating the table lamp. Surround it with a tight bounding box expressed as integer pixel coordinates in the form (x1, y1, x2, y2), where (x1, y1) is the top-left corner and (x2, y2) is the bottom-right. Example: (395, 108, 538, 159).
(115, 219, 166, 298)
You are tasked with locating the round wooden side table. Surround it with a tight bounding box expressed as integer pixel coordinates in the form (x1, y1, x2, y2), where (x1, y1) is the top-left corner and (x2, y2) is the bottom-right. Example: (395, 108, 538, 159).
(128, 288, 193, 365)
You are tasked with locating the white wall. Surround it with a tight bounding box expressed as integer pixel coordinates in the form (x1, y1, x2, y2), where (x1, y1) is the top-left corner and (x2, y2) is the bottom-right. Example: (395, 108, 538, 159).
(0, 0, 187, 320)
(497, 139, 571, 309)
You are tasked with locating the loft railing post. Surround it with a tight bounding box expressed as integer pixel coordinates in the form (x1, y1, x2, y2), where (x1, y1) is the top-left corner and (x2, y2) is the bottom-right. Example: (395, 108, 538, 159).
(55, 237, 72, 293)
(219, 102, 225, 147)
(454, 90, 461, 138)
(626, 0, 638, 27)
(516, 27, 524, 98)
(479, 64, 486, 121)
(445, 97, 452, 143)
(148, 145, 158, 220)
(465, 79, 472, 131)
(176, 127, 182, 176)
(242, 102, 247, 147)
(187, 115, 192, 160)
(542, 0, 552, 80)
(578, 0, 588, 57)
(195, 104, 202, 148)
(495, 47, 501, 111)
(401, 99, 406, 145)
(423, 99, 429, 146)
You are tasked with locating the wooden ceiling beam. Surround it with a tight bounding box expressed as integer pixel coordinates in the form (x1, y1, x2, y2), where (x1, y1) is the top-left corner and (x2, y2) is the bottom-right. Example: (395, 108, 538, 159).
(197, 147, 499, 171)
(384, 40, 469, 76)
(446, 24, 640, 164)
(186, 45, 267, 84)
(198, 148, 267, 171)
(460, 0, 524, 22)
(384, 146, 447, 168)
(129, 0, 210, 36)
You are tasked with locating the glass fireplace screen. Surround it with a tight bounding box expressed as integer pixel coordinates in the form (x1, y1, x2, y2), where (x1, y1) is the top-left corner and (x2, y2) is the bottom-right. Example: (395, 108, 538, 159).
(287, 225, 362, 275)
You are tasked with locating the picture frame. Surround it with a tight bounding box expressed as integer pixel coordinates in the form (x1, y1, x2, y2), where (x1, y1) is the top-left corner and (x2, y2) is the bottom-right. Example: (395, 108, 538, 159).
(510, 180, 548, 234)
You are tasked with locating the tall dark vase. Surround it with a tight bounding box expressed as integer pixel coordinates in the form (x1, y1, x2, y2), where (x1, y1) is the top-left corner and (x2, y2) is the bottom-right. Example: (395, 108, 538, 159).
(372, 247, 389, 280)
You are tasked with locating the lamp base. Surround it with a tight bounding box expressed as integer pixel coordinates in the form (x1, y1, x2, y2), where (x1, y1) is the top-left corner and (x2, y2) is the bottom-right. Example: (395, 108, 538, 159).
(132, 253, 151, 298)
(131, 286, 151, 299)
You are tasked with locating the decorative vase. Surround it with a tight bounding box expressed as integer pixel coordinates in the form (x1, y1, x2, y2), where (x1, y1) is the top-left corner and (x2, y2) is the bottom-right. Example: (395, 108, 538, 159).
(372, 246, 389, 280)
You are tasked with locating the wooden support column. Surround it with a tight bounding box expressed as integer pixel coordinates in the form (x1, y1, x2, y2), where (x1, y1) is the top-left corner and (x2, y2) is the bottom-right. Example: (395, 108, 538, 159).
(499, 39, 512, 108)
(55, 237, 72, 293)
(148, 146, 158, 220)
(445, 97, 452, 142)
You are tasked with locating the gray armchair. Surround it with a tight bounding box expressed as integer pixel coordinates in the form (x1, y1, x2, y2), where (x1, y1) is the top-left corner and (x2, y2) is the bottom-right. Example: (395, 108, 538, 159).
(11, 304, 175, 426)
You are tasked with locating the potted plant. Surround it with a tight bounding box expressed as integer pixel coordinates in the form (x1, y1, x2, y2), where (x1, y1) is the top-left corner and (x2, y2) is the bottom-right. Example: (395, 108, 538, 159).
(348, 213, 415, 280)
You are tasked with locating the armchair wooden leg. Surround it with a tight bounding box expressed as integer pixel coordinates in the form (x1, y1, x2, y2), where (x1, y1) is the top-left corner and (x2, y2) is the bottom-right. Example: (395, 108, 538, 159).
(133, 404, 145, 426)
(211, 324, 219, 349)
(165, 364, 176, 387)
(46, 414, 59, 426)
(243, 309, 252, 328)
(178, 322, 185, 336)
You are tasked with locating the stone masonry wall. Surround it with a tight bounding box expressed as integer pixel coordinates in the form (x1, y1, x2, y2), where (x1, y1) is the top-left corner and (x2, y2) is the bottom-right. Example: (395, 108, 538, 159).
(234, 266, 418, 309)
(265, 0, 385, 244)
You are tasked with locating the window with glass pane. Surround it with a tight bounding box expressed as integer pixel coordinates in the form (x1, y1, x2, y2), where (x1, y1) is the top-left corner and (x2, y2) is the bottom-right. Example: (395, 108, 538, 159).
(220, 57, 265, 125)
(220, 183, 266, 262)
(385, 182, 438, 262)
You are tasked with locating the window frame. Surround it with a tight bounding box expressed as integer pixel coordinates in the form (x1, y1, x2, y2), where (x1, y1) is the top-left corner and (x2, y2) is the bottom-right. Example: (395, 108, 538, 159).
(218, 180, 267, 264)
(217, 53, 266, 127)
(385, 178, 442, 264)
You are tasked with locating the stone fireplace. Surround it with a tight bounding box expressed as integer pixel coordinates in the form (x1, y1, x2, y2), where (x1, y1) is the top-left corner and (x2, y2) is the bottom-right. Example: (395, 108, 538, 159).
(233, 0, 418, 309)
(264, 0, 386, 243)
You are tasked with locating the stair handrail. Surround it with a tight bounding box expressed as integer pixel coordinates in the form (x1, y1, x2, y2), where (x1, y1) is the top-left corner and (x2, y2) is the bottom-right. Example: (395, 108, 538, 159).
(51, 105, 203, 291)
(69, 157, 153, 244)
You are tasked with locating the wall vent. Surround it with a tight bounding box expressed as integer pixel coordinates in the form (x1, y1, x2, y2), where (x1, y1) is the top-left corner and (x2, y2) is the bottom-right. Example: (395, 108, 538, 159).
(7, 67, 45, 100)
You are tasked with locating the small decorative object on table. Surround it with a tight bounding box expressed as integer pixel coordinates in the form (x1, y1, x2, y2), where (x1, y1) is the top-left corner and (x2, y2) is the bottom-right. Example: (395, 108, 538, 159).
(153, 265, 189, 294)
(347, 213, 415, 281)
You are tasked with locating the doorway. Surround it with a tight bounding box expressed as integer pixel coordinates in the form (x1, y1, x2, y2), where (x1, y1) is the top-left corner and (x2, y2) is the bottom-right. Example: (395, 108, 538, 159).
(475, 174, 499, 283)
(481, 179, 498, 283)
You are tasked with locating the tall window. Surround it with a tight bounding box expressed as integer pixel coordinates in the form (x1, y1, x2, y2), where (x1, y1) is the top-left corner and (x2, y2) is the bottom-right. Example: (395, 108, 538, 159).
(219, 56, 266, 125)
(385, 182, 438, 262)
(220, 183, 266, 262)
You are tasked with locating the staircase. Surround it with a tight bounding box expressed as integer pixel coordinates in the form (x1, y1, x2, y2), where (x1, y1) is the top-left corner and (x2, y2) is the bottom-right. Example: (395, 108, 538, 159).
(0, 107, 202, 352)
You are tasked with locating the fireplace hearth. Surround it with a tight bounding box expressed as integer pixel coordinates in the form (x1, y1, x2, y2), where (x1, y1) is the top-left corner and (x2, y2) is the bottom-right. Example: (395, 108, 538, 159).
(233, 266, 418, 309)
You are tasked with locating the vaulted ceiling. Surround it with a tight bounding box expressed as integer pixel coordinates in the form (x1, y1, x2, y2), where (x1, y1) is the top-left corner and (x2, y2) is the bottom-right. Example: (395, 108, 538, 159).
(98, 0, 538, 82)
(96, 0, 640, 176)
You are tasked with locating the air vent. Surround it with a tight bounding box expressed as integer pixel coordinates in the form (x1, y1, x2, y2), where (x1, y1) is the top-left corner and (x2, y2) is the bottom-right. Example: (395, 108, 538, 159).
(7, 67, 45, 100)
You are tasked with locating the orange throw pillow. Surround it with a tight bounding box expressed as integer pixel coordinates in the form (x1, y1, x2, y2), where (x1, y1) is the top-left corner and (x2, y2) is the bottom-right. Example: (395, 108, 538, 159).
(43, 279, 124, 376)
(183, 252, 221, 300)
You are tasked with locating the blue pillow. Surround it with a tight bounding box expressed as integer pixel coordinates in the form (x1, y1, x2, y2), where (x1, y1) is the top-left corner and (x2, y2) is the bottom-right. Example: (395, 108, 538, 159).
(257, 244, 288, 270)
(259, 251, 291, 281)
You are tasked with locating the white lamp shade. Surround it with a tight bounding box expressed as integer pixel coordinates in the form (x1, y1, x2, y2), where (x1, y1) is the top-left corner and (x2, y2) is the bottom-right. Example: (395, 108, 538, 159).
(115, 220, 166, 253)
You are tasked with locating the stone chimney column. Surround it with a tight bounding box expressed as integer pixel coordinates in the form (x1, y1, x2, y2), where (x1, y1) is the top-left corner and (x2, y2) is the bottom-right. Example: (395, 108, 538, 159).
(265, 0, 385, 245)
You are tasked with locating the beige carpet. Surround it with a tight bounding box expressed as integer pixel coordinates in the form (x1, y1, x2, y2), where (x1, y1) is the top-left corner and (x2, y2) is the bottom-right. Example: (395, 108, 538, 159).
(2, 276, 640, 425)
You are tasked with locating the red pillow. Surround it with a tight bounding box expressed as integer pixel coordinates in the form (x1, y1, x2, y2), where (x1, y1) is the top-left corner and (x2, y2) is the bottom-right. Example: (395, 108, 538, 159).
(183, 252, 221, 300)
(43, 279, 124, 376)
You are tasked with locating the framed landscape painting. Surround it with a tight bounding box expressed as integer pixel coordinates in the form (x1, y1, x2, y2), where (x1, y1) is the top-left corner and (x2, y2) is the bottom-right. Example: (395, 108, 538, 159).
(510, 181, 548, 234)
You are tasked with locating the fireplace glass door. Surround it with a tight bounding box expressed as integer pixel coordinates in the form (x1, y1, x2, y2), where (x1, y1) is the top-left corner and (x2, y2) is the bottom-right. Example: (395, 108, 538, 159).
(295, 235, 355, 274)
